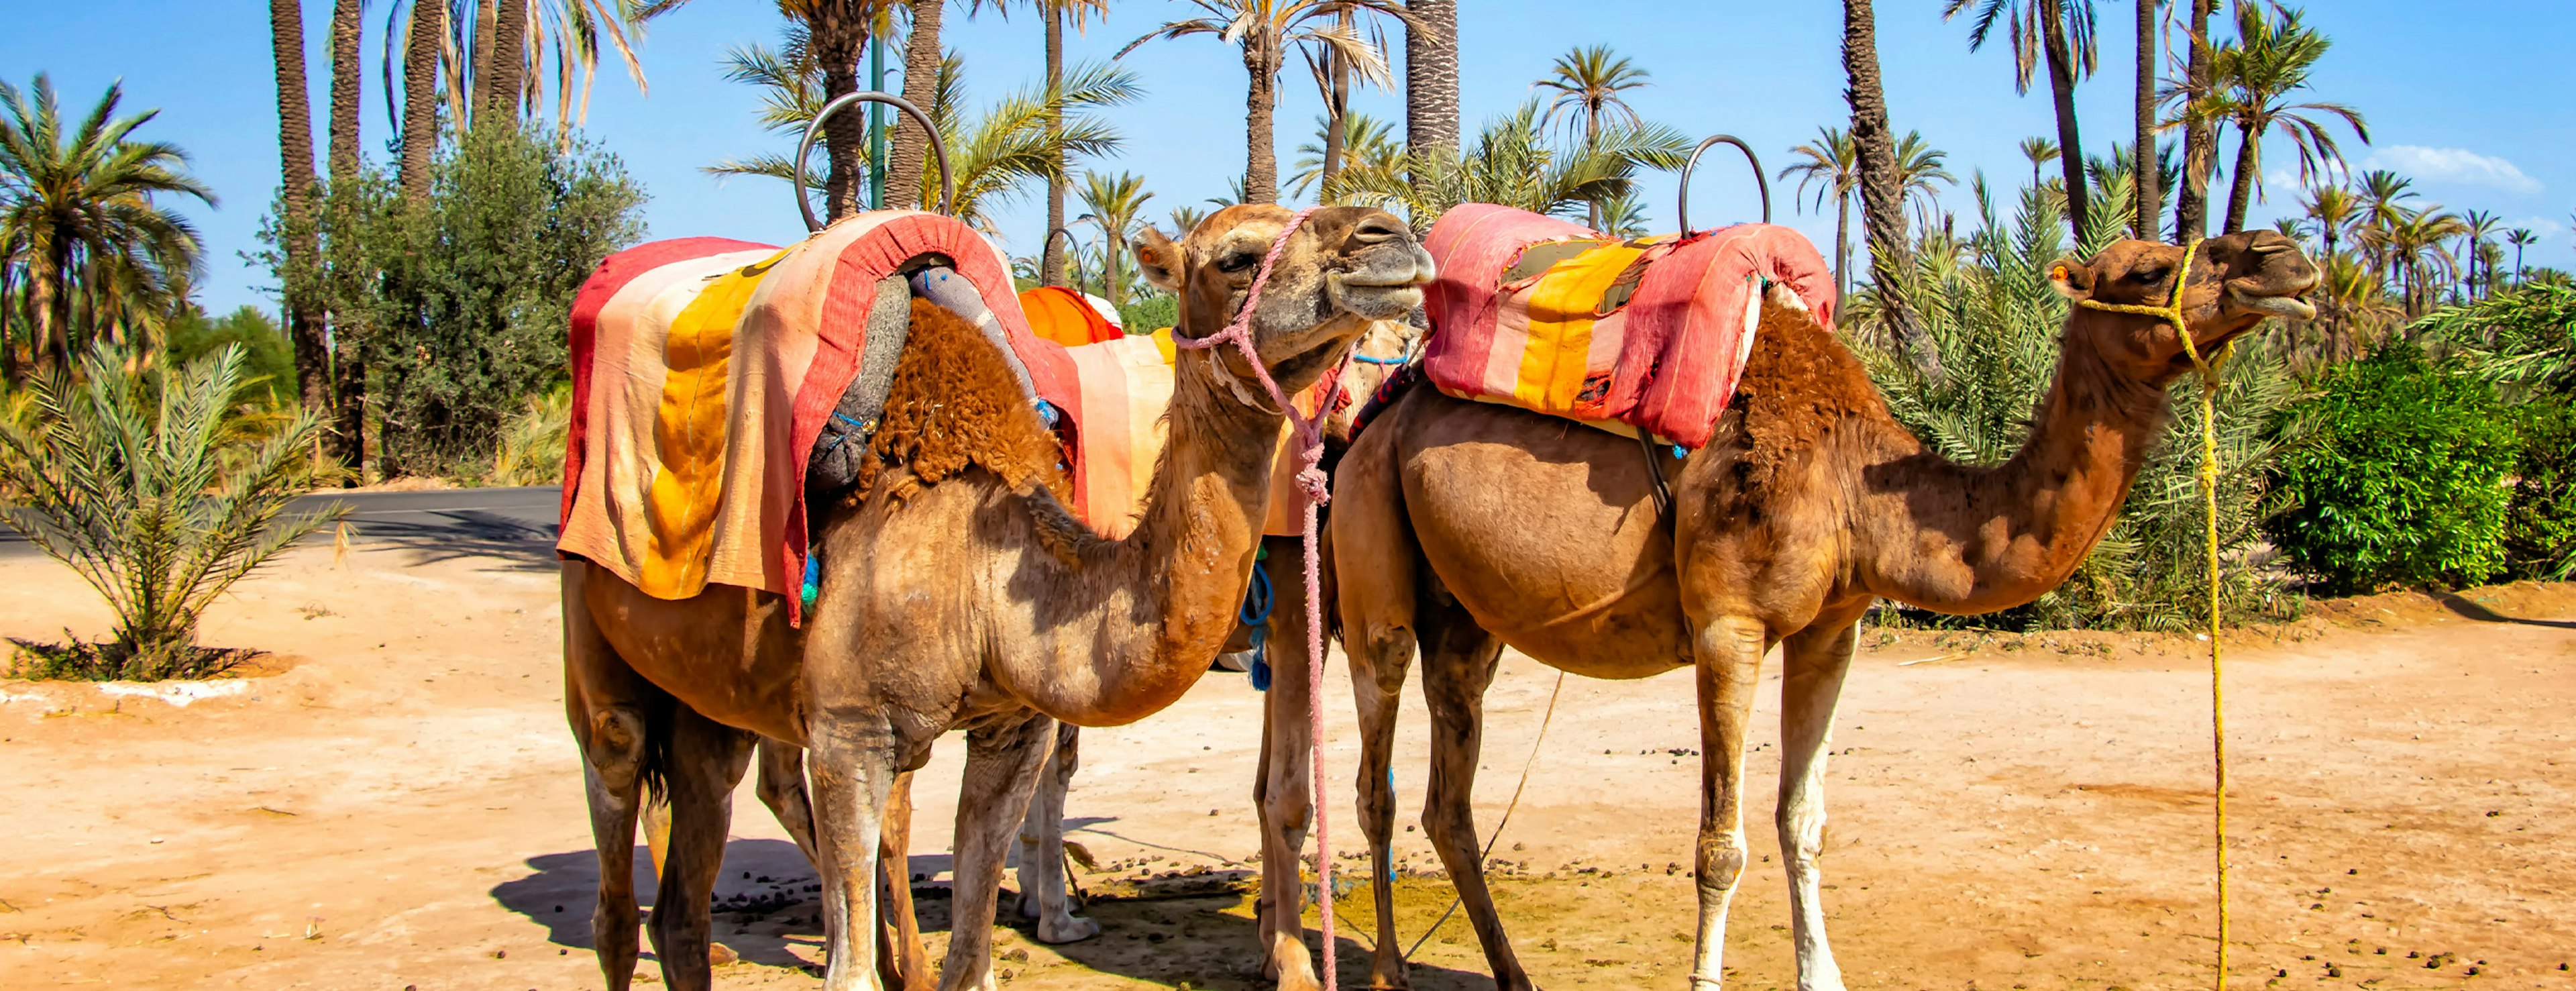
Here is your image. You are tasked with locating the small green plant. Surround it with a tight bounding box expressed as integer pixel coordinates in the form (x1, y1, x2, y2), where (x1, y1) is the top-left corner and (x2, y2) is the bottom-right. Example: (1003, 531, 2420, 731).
(2506, 396, 2576, 580)
(488, 382, 572, 486)
(0, 342, 344, 680)
(2265, 343, 2518, 594)
(1118, 293, 1178, 333)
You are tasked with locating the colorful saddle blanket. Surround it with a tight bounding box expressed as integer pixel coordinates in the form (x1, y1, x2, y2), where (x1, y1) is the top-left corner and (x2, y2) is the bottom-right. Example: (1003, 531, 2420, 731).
(1419, 203, 1838, 448)
(555, 210, 1171, 621)
(1020, 285, 1126, 346)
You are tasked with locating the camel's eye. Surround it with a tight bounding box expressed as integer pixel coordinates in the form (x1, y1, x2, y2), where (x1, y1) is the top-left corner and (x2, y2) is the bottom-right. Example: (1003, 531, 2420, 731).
(1216, 250, 1258, 274)
(2129, 264, 2171, 286)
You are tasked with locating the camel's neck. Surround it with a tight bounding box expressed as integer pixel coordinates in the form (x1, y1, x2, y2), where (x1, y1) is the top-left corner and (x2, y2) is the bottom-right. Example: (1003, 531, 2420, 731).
(1014, 350, 1285, 725)
(1854, 327, 2170, 614)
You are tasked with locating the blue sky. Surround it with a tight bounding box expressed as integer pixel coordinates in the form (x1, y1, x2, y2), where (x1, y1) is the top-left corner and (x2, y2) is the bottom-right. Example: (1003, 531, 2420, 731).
(5, 1, 2569, 317)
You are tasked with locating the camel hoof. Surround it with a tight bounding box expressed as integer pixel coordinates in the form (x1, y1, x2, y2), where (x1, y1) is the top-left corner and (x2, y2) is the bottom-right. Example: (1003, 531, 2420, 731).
(708, 941, 738, 966)
(1033, 913, 1100, 945)
(1016, 890, 1039, 919)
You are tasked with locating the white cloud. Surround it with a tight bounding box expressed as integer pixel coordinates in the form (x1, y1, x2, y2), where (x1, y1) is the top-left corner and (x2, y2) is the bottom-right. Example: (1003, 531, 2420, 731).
(2509, 215, 2565, 239)
(2361, 146, 2544, 195)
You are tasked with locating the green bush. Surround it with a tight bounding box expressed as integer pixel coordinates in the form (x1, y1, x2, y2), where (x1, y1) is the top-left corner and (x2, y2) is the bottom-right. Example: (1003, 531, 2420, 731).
(2506, 397, 2576, 580)
(1118, 293, 1177, 333)
(2265, 344, 2518, 594)
(165, 305, 296, 406)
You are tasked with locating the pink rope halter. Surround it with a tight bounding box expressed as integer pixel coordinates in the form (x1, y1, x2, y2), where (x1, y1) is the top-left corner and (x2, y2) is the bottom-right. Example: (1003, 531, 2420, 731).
(1170, 205, 1343, 988)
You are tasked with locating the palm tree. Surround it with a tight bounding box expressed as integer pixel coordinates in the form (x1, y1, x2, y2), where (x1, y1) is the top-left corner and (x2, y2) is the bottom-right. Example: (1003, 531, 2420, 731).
(1330, 99, 1687, 225)
(2131, 0, 2157, 238)
(644, 1, 904, 221)
(2212, 3, 2365, 234)
(2170, 0, 2216, 240)
(1844, 0, 1936, 375)
(1895, 130, 1957, 233)
(1404, 0, 1458, 182)
(1074, 170, 1151, 308)
(2306, 251, 2397, 362)
(1594, 190, 1648, 238)
(0, 77, 212, 378)
(1124, 1, 1403, 206)
(268, 0, 328, 415)
(397, 0, 446, 200)
(2386, 206, 2464, 317)
(1289, 111, 1400, 201)
(972, 1, 1110, 283)
(2457, 209, 2501, 301)
(1167, 203, 1209, 237)
(1780, 125, 1858, 299)
(424, 1, 655, 140)
(1535, 44, 1651, 228)
(2352, 168, 2415, 278)
(1943, 0, 2098, 237)
(2019, 135, 2060, 192)
(2506, 227, 2538, 282)
(2299, 183, 2355, 262)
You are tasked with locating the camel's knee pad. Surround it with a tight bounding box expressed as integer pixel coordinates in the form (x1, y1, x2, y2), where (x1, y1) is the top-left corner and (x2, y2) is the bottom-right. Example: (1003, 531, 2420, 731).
(587, 706, 650, 783)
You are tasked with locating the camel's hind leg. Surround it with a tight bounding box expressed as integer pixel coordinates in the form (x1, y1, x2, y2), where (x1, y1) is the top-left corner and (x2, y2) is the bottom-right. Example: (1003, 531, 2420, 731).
(563, 562, 660, 991)
(1250, 538, 1323, 991)
(1328, 450, 1426, 991)
(1411, 604, 1524, 990)
(646, 705, 757, 991)
(939, 713, 1059, 991)
(1775, 610, 1864, 991)
(1684, 615, 1775, 990)
(1015, 721, 1099, 943)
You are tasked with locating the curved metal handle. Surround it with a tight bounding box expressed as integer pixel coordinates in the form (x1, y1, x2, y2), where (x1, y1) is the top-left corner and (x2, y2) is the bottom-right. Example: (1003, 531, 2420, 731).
(1675, 134, 1770, 234)
(1041, 226, 1089, 298)
(796, 90, 953, 231)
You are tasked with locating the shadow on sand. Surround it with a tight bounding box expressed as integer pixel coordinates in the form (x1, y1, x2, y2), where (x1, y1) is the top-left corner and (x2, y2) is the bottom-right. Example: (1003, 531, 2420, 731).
(493, 839, 1491, 988)
(2434, 590, 2576, 629)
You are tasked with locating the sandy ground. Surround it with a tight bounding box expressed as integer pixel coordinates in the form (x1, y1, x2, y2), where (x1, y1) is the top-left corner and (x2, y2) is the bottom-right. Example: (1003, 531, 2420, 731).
(1, 541, 2572, 991)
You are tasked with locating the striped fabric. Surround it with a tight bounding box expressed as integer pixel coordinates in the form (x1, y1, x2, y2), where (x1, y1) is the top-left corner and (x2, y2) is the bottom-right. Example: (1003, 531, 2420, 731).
(1020, 285, 1126, 346)
(1419, 203, 1838, 448)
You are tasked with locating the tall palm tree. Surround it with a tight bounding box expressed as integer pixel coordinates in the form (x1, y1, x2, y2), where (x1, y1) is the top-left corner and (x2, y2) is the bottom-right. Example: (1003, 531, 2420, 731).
(2299, 183, 2354, 262)
(1328, 99, 1686, 225)
(268, 0, 329, 415)
(1074, 170, 1152, 307)
(1780, 125, 1858, 299)
(425, 1, 655, 138)
(2211, 3, 2364, 234)
(644, 1, 904, 221)
(1535, 44, 1650, 228)
(2387, 206, 2464, 317)
(1124, 0, 1403, 206)
(0, 77, 211, 376)
(2351, 168, 2414, 278)
(1289, 111, 1399, 201)
(976, 1, 1110, 284)
(397, 0, 445, 200)
(1166, 203, 1208, 237)
(1844, 0, 1935, 374)
(2131, 0, 2157, 238)
(1403, 0, 1458, 181)
(2019, 135, 2060, 192)
(2457, 209, 2501, 301)
(1943, 0, 2098, 236)
(2170, 0, 2216, 240)
(1895, 130, 1957, 235)
(329, 0, 369, 468)
(2505, 227, 2537, 283)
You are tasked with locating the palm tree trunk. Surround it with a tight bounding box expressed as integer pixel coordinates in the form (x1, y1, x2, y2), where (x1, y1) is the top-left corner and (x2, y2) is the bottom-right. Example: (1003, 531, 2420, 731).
(329, 0, 363, 181)
(1403, 0, 1459, 193)
(270, 0, 329, 418)
(887, 0, 942, 211)
(470, 0, 497, 126)
(485, 0, 529, 123)
(812, 7, 867, 223)
(1834, 190, 1851, 302)
(2042, 4, 2088, 240)
(1843, 0, 1937, 377)
(2172, 0, 2216, 240)
(2133, 0, 2159, 239)
(327, 0, 368, 470)
(1040, 5, 1067, 285)
(1318, 7, 1351, 201)
(27, 250, 61, 376)
(399, 0, 445, 201)
(2221, 121, 2258, 233)
(1243, 36, 1279, 205)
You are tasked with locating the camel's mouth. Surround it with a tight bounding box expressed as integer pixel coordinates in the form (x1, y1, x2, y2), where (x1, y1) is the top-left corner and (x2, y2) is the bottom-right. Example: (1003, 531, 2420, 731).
(2224, 284, 2316, 321)
(1330, 244, 1437, 318)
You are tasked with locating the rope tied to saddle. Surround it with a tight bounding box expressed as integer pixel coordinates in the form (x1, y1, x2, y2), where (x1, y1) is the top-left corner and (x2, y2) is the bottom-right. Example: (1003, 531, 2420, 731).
(1169, 205, 1346, 990)
(2070, 237, 2234, 990)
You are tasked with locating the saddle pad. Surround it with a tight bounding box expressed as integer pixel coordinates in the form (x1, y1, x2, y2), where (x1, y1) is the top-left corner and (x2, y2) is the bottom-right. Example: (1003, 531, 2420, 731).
(1056, 327, 1325, 539)
(1419, 203, 1837, 448)
(557, 211, 1074, 621)
(1021, 285, 1126, 346)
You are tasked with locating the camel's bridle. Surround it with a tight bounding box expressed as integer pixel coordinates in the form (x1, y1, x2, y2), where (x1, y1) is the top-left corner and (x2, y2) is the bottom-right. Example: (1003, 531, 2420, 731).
(2073, 237, 2238, 991)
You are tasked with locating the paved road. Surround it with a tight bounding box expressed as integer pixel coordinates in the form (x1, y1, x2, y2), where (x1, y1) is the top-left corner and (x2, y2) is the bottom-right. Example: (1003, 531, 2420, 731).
(0, 486, 563, 559)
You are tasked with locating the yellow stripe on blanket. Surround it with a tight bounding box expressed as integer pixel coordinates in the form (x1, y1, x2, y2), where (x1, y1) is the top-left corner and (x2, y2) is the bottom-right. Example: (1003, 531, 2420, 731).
(1512, 244, 1644, 412)
(639, 252, 784, 598)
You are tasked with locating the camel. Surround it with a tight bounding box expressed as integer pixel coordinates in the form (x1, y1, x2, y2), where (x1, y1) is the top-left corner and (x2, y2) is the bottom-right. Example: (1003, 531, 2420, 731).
(561, 203, 1434, 991)
(1246, 231, 2317, 991)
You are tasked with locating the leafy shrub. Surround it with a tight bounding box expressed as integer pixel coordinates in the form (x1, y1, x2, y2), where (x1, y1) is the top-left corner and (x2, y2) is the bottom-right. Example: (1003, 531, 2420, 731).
(2414, 282, 2575, 397)
(0, 342, 343, 680)
(488, 382, 572, 486)
(2506, 396, 2576, 579)
(1118, 293, 1177, 333)
(165, 305, 297, 407)
(1859, 178, 2304, 631)
(2265, 343, 2518, 594)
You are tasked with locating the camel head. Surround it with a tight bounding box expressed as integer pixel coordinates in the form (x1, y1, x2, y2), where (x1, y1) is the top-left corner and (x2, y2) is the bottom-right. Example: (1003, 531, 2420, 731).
(1131, 204, 1434, 394)
(2049, 229, 2320, 382)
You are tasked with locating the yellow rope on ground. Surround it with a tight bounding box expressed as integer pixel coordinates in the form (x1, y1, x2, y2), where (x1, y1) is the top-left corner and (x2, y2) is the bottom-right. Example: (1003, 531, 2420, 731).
(2073, 238, 2231, 991)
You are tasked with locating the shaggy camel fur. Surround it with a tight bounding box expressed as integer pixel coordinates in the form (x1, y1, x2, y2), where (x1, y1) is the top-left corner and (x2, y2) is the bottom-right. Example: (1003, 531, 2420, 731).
(1252, 232, 2316, 991)
(562, 203, 1434, 991)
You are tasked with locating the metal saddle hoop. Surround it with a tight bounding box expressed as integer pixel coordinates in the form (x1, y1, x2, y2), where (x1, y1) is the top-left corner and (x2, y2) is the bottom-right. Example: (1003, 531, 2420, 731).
(795, 90, 957, 231)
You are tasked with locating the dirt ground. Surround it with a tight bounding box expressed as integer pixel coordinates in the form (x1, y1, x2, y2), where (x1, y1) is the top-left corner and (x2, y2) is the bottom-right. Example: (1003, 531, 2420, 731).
(2, 541, 2571, 991)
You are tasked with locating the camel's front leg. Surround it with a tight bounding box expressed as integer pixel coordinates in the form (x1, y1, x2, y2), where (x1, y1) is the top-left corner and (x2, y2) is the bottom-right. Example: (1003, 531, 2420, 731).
(1413, 611, 1523, 990)
(1015, 721, 1099, 943)
(1348, 613, 1417, 990)
(808, 708, 900, 991)
(1252, 542, 1321, 991)
(1776, 612, 1863, 991)
(942, 713, 1059, 991)
(1687, 615, 1773, 990)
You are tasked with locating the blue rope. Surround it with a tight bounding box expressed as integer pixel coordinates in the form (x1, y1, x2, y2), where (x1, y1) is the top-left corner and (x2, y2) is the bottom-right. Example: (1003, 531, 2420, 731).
(1241, 562, 1275, 690)
(1351, 353, 1408, 366)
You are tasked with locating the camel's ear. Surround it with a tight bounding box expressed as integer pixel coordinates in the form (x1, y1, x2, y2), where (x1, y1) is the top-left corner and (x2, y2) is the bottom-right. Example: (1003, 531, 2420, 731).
(1132, 226, 1183, 293)
(2047, 258, 2096, 301)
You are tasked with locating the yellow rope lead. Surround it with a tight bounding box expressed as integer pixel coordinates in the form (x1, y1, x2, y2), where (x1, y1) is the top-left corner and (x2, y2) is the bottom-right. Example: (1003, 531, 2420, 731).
(2074, 238, 2230, 991)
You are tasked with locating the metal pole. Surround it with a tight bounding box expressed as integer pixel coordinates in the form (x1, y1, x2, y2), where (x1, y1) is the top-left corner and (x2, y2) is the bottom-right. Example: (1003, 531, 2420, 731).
(867, 33, 887, 210)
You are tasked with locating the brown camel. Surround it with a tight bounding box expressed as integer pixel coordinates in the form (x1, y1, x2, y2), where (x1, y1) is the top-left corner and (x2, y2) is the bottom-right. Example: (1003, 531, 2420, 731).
(561, 203, 1434, 991)
(1248, 231, 2317, 991)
